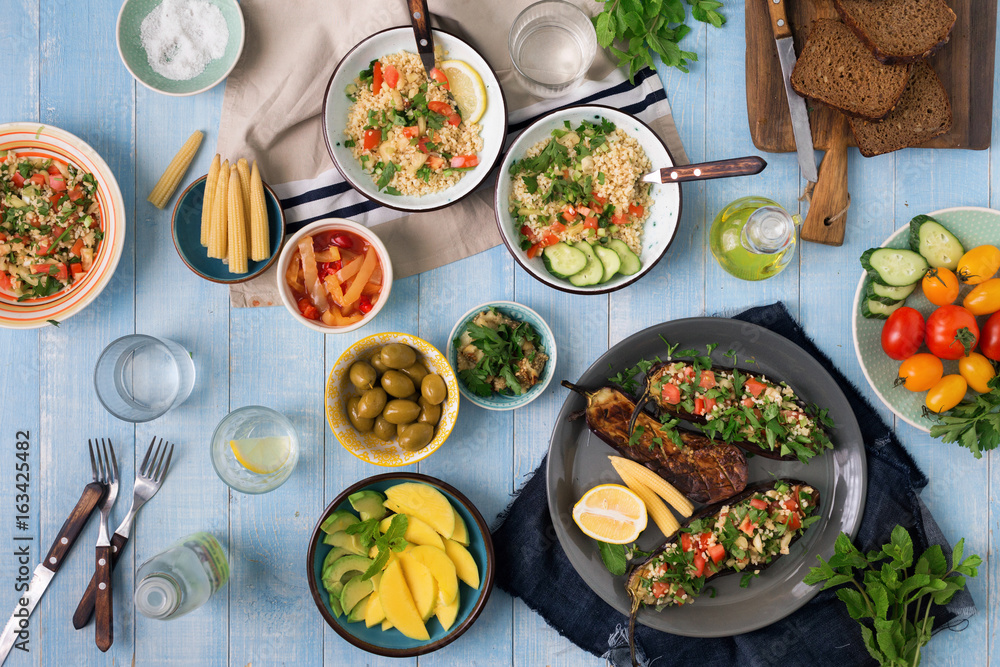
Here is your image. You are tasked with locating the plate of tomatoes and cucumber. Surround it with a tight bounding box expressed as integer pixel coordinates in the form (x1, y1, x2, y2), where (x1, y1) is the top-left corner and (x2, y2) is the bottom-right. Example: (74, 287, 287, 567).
(853, 207, 1000, 434)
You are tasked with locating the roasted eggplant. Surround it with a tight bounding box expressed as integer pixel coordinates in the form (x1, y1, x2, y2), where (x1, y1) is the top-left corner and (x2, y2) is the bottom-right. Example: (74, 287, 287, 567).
(624, 478, 820, 665)
(628, 360, 834, 464)
(564, 382, 748, 504)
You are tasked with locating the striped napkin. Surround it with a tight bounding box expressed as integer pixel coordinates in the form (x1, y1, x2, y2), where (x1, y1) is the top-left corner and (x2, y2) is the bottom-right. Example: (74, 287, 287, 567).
(218, 0, 688, 307)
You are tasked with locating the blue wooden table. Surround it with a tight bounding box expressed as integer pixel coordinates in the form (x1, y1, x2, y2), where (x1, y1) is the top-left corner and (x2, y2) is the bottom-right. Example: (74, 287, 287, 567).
(1, 2, 995, 665)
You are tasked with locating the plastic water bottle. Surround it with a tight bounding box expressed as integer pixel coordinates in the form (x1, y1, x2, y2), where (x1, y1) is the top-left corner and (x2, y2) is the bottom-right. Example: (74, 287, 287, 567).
(709, 196, 801, 281)
(134, 532, 229, 620)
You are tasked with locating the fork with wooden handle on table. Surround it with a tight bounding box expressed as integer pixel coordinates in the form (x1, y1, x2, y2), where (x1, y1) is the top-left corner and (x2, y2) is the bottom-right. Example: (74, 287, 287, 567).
(0, 444, 107, 665)
(91, 439, 119, 652)
(74, 436, 174, 630)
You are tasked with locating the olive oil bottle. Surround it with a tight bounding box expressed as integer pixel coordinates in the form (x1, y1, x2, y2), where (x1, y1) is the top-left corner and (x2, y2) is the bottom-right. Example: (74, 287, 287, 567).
(709, 196, 800, 281)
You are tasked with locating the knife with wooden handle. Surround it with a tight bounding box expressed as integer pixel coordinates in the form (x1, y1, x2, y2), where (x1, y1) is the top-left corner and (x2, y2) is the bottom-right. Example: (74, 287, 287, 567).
(767, 0, 817, 183)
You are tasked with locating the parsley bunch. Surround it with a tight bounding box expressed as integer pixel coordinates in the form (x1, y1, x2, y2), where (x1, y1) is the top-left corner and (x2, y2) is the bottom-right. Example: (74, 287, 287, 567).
(345, 513, 409, 580)
(453, 311, 544, 397)
(928, 375, 1000, 459)
(593, 0, 726, 79)
(804, 527, 981, 667)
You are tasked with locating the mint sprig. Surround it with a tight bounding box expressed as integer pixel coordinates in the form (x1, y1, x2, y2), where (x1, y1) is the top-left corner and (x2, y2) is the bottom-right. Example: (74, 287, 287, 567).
(347, 514, 409, 581)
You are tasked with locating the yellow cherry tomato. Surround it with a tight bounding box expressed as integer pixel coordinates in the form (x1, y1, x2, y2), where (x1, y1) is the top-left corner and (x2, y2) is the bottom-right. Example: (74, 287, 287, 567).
(957, 245, 1000, 285)
(896, 354, 944, 392)
(925, 374, 968, 413)
(958, 352, 997, 393)
(963, 278, 1000, 315)
(921, 267, 960, 306)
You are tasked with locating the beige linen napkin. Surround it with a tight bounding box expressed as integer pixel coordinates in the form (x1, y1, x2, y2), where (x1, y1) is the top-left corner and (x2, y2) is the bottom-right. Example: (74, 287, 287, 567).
(218, 0, 689, 307)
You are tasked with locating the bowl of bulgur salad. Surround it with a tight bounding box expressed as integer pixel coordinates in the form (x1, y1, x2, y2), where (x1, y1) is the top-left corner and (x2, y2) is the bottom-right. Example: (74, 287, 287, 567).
(494, 105, 681, 294)
(0, 123, 126, 329)
(322, 27, 507, 212)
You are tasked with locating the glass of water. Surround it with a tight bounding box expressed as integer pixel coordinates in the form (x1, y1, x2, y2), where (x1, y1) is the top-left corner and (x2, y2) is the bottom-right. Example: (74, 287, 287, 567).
(94, 334, 196, 423)
(509, 0, 598, 98)
(211, 406, 299, 494)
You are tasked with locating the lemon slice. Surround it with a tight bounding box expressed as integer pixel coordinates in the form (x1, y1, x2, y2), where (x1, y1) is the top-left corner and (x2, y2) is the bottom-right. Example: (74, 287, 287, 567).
(440, 60, 487, 124)
(572, 484, 648, 544)
(230, 436, 291, 474)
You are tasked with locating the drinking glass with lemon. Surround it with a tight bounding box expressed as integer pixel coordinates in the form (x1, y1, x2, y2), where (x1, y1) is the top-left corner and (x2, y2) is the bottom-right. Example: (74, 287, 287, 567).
(211, 405, 299, 493)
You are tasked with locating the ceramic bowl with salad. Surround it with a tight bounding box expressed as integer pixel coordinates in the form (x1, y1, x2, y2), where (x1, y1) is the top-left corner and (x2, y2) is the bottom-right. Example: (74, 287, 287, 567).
(323, 26, 507, 212)
(446, 301, 557, 411)
(0, 123, 127, 329)
(494, 105, 680, 294)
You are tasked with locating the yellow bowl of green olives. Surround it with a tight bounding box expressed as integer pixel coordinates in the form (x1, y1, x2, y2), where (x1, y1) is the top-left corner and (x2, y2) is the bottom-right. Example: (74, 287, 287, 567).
(326, 332, 460, 466)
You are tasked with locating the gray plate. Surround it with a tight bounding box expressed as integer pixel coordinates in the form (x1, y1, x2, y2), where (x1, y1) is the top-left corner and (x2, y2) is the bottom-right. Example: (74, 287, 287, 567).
(546, 317, 867, 637)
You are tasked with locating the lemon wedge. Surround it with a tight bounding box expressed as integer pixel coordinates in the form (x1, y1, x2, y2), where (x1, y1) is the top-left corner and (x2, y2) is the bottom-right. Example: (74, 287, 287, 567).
(440, 60, 487, 124)
(230, 436, 291, 474)
(572, 484, 648, 544)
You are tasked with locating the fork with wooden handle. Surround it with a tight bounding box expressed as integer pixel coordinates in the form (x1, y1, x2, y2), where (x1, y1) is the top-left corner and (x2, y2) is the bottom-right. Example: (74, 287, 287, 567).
(91, 439, 119, 652)
(74, 437, 174, 630)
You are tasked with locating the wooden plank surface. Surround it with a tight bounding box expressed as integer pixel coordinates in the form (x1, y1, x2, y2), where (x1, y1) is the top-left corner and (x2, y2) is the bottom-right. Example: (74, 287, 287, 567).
(0, 1, 996, 665)
(746, 0, 997, 152)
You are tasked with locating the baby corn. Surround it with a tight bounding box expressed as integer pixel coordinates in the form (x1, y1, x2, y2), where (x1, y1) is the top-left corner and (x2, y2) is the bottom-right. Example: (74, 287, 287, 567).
(609, 456, 694, 517)
(148, 130, 203, 209)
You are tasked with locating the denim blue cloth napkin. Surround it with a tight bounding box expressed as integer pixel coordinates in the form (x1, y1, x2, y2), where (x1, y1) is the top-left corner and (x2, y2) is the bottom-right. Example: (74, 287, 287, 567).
(491, 302, 976, 667)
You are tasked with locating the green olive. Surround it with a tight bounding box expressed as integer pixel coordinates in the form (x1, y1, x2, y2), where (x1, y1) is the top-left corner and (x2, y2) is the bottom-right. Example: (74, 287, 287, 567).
(373, 416, 396, 441)
(398, 423, 434, 452)
(349, 361, 378, 390)
(417, 397, 441, 425)
(347, 396, 374, 432)
(383, 399, 421, 425)
(370, 353, 390, 374)
(401, 361, 429, 385)
(421, 373, 447, 405)
(380, 344, 417, 370)
(380, 370, 416, 399)
(356, 387, 388, 419)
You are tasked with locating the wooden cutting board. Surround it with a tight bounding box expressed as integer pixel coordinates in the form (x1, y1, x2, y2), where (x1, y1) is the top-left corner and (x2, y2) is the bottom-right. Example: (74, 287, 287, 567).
(746, 0, 996, 152)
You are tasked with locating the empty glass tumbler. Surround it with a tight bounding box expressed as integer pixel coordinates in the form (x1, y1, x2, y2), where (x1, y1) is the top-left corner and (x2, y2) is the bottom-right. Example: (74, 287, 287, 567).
(509, 0, 598, 98)
(93, 334, 195, 422)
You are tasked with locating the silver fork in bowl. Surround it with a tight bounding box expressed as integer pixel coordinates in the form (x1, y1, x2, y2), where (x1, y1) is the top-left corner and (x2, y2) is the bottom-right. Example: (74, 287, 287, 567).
(90, 439, 119, 652)
(73, 436, 174, 630)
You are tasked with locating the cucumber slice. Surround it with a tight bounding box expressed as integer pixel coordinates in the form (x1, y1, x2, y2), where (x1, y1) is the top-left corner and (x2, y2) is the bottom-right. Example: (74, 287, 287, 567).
(869, 281, 917, 301)
(569, 253, 605, 287)
(542, 242, 587, 279)
(861, 297, 904, 319)
(594, 245, 622, 283)
(909, 214, 964, 270)
(860, 248, 928, 286)
(606, 239, 641, 276)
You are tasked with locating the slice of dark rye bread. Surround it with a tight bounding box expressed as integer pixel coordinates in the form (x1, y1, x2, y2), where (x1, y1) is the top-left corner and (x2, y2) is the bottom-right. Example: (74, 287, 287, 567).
(848, 61, 953, 156)
(833, 0, 957, 64)
(790, 19, 912, 120)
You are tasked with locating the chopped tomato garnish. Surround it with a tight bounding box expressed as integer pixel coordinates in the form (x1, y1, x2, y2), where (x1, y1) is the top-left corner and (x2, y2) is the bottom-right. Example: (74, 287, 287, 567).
(583, 216, 599, 230)
(750, 498, 767, 510)
(46, 165, 60, 175)
(745, 378, 767, 397)
(549, 221, 567, 234)
(447, 113, 461, 126)
(540, 233, 560, 247)
(29, 173, 47, 187)
(429, 67, 450, 89)
(739, 516, 757, 536)
(661, 383, 681, 405)
(526, 243, 542, 259)
(698, 532, 713, 548)
(681, 533, 693, 552)
(520, 225, 537, 243)
(383, 64, 399, 89)
(416, 136, 431, 153)
(30, 263, 67, 281)
(782, 499, 799, 511)
(707, 544, 726, 564)
(0, 273, 12, 291)
(450, 155, 478, 168)
(576, 206, 591, 216)
(427, 155, 445, 170)
(611, 213, 627, 226)
(48, 173, 66, 192)
(362, 129, 381, 151)
(789, 513, 801, 531)
(693, 396, 705, 415)
(651, 581, 670, 598)
(741, 397, 754, 408)
(297, 297, 320, 321)
(70, 238, 84, 257)
(372, 61, 383, 93)
(691, 553, 706, 578)
(591, 192, 607, 204)
(704, 397, 717, 413)
(11, 172, 24, 188)
(400, 126, 420, 139)
(699, 370, 716, 389)
(70, 262, 84, 276)
(629, 203, 644, 217)
(48, 193, 62, 206)
(67, 186, 84, 202)
(427, 100, 453, 116)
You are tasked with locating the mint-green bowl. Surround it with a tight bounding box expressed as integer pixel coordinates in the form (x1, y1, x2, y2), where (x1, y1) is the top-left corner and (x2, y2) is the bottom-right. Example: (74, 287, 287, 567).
(116, 0, 245, 96)
(852, 207, 1000, 431)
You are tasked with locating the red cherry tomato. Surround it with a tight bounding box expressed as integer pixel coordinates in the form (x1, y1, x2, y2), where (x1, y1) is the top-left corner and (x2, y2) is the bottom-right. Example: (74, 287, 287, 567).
(926, 305, 979, 360)
(880, 307, 925, 361)
(979, 311, 1000, 361)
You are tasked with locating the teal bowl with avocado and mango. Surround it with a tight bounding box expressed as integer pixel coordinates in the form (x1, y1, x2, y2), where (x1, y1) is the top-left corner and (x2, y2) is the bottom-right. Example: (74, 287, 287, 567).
(306, 473, 495, 657)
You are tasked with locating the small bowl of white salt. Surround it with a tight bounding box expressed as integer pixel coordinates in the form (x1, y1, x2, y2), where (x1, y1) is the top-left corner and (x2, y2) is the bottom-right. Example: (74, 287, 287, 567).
(116, 0, 245, 96)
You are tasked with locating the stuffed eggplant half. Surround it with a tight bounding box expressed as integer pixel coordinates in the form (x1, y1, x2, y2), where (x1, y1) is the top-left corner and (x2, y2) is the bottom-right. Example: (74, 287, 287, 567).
(564, 382, 748, 504)
(626, 479, 819, 611)
(630, 361, 834, 464)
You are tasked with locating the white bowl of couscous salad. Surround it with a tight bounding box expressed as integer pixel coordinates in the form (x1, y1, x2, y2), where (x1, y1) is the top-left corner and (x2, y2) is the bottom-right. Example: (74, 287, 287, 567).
(494, 105, 681, 295)
(322, 27, 508, 213)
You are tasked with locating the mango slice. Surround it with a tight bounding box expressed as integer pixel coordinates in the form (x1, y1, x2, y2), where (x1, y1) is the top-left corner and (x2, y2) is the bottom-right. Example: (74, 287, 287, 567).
(364, 573, 385, 628)
(435, 594, 460, 632)
(451, 510, 470, 547)
(379, 514, 446, 550)
(409, 544, 459, 604)
(385, 483, 455, 539)
(444, 538, 480, 589)
(398, 553, 438, 621)
(378, 560, 428, 641)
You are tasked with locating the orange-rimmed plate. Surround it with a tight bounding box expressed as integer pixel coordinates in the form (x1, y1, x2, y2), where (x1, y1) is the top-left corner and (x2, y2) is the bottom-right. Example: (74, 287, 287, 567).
(0, 123, 126, 329)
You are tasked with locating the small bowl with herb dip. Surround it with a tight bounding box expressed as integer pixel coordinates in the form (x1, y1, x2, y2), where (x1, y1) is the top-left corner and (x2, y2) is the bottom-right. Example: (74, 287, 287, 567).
(446, 301, 556, 411)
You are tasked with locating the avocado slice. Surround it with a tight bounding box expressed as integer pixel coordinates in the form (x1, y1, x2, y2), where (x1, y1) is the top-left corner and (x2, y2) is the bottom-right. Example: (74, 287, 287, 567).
(323, 530, 366, 555)
(323, 553, 373, 591)
(346, 593, 371, 623)
(340, 575, 375, 616)
(322, 546, 353, 572)
(349, 490, 387, 521)
(320, 509, 359, 534)
(328, 581, 345, 617)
